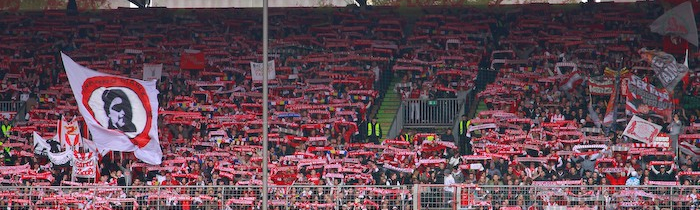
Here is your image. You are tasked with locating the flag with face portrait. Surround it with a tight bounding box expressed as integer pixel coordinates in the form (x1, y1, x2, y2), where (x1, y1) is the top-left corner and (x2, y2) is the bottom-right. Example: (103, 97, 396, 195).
(61, 53, 162, 165)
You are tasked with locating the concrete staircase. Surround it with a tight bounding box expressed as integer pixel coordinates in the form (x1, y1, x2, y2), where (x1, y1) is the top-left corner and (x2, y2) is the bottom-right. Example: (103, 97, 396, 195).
(375, 78, 402, 138)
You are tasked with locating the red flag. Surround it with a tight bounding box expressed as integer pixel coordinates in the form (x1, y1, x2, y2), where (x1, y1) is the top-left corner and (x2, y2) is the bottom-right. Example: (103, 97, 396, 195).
(664, 36, 688, 54)
(602, 80, 618, 126)
(180, 52, 205, 70)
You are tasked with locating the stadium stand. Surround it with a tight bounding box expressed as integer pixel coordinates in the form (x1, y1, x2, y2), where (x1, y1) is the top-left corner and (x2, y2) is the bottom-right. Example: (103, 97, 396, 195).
(0, 1, 700, 209)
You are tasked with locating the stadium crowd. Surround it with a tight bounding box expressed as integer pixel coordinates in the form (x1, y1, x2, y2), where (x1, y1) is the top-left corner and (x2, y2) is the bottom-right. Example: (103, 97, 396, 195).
(0, 1, 699, 209)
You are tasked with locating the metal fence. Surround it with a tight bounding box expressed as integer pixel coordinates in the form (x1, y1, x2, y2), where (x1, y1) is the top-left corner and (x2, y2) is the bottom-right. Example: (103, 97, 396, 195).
(0, 185, 413, 210)
(4, 184, 700, 209)
(403, 98, 462, 127)
(419, 184, 700, 210)
(0, 101, 23, 112)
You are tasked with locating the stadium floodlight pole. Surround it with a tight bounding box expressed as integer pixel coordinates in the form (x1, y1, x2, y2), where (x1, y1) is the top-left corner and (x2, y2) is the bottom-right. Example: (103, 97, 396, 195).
(261, 0, 269, 209)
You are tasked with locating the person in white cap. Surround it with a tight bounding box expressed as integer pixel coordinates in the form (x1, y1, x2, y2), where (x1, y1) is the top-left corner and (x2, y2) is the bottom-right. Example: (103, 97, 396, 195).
(626, 171, 640, 186)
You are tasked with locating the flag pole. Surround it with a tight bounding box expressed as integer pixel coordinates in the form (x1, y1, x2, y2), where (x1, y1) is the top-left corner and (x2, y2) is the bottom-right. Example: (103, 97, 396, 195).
(261, 0, 270, 209)
(677, 46, 689, 166)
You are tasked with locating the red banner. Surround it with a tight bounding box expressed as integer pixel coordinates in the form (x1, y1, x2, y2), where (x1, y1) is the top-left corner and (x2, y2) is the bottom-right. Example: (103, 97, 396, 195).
(625, 75, 673, 122)
(589, 78, 614, 95)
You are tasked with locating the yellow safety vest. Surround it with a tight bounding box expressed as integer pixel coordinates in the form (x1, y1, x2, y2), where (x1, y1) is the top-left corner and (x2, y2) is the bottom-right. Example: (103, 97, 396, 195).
(367, 123, 380, 137)
(459, 120, 471, 135)
(2, 146, 10, 162)
(1, 125, 10, 137)
(402, 134, 411, 142)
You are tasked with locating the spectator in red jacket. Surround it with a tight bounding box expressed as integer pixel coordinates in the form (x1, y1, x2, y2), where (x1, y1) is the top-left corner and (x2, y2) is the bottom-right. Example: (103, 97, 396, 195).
(605, 172, 627, 185)
(162, 173, 181, 186)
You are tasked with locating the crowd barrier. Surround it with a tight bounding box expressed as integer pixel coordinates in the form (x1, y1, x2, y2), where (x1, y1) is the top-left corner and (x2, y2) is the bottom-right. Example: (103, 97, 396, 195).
(1, 184, 697, 209)
(403, 98, 462, 128)
(0, 185, 411, 210)
(0, 101, 24, 112)
(421, 184, 699, 210)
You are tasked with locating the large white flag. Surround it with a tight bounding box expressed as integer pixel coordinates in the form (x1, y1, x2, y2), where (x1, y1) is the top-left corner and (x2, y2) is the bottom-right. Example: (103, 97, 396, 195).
(61, 53, 162, 165)
(650, 1, 698, 46)
(623, 115, 662, 144)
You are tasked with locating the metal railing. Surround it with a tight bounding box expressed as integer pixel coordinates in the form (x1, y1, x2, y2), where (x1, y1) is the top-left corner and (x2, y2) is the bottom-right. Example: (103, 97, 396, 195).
(403, 98, 463, 128)
(419, 184, 700, 210)
(0, 185, 412, 210)
(3, 184, 700, 209)
(0, 101, 23, 112)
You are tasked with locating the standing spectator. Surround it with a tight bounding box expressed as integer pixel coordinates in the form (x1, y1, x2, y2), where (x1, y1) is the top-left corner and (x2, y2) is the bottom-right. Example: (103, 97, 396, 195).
(448, 150, 461, 167)
(162, 173, 182, 186)
(573, 153, 602, 173)
(441, 129, 454, 142)
(443, 169, 455, 207)
(486, 162, 502, 178)
(668, 113, 683, 157)
(1, 118, 11, 138)
(367, 117, 382, 144)
(408, 83, 421, 122)
(452, 166, 465, 184)
(605, 172, 627, 185)
(370, 62, 380, 89)
(357, 116, 368, 143)
(419, 87, 431, 122)
(118, 160, 133, 186)
(400, 129, 413, 143)
(368, 161, 383, 184)
(0, 142, 13, 164)
(457, 115, 472, 155)
(650, 165, 676, 181)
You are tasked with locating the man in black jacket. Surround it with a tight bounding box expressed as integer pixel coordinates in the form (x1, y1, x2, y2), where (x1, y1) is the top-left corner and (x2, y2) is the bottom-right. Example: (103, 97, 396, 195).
(457, 115, 472, 155)
(356, 116, 368, 143)
(441, 129, 454, 142)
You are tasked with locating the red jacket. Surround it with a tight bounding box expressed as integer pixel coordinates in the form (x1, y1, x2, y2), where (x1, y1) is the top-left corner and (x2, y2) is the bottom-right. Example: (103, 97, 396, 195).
(606, 174, 627, 185)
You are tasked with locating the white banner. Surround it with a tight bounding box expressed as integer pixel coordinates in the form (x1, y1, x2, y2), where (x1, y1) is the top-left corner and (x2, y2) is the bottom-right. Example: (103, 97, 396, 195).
(33, 132, 74, 165)
(32, 132, 53, 156)
(62, 53, 162, 165)
(250, 60, 276, 81)
(468, 123, 498, 132)
(48, 149, 74, 165)
(124, 49, 143, 54)
(623, 115, 662, 144)
(143, 64, 163, 81)
(72, 152, 97, 179)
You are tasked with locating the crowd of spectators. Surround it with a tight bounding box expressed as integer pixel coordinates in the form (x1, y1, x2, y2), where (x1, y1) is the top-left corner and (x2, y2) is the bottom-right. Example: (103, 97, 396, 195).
(0, 1, 698, 209)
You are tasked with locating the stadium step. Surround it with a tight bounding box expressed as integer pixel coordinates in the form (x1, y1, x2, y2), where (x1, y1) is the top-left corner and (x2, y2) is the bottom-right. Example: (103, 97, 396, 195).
(475, 99, 489, 114)
(376, 78, 403, 138)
